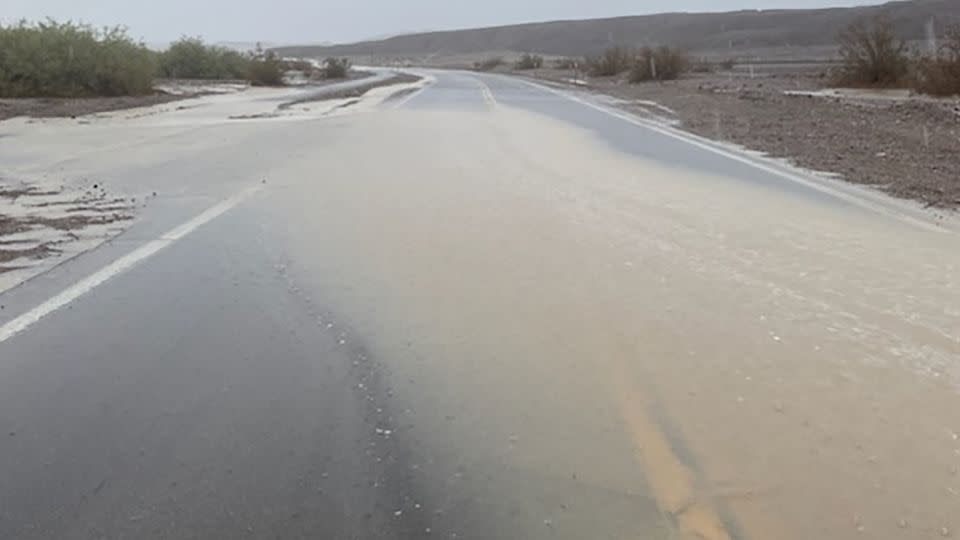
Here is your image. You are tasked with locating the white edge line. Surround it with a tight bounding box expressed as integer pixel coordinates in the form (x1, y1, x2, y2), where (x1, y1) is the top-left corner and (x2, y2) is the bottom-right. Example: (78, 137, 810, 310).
(476, 79, 498, 110)
(391, 74, 435, 109)
(507, 75, 950, 234)
(0, 185, 262, 345)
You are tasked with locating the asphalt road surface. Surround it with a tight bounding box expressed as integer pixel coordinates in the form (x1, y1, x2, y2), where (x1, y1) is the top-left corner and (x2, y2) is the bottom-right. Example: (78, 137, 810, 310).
(1, 70, 959, 540)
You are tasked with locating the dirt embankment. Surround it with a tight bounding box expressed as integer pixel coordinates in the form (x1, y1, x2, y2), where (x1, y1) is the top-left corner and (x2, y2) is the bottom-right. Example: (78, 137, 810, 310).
(0, 78, 261, 123)
(0, 94, 195, 123)
(526, 68, 960, 210)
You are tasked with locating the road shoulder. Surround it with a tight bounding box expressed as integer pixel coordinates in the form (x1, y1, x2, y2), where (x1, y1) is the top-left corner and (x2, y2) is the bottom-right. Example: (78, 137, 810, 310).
(515, 68, 960, 214)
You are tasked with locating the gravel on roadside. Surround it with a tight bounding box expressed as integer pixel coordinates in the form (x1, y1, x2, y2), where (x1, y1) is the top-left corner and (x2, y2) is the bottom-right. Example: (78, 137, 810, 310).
(524, 69, 960, 210)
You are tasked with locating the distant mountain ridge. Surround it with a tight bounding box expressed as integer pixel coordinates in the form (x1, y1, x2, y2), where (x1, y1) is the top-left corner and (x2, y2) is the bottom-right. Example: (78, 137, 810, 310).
(274, 0, 960, 60)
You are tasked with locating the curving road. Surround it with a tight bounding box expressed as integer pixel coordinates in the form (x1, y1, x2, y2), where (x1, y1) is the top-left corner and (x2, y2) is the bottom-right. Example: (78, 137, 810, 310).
(1, 70, 958, 540)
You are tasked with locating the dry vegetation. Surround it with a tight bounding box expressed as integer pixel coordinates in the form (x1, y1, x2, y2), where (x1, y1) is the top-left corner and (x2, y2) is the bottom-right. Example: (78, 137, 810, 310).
(629, 46, 691, 82)
(581, 46, 691, 82)
(585, 47, 632, 77)
(833, 16, 960, 97)
(568, 16, 960, 95)
(319, 57, 352, 79)
(473, 57, 505, 72)
(515, 53, 544, 70)
(835, 16, 909, 87)
(915, 24, 960, 97)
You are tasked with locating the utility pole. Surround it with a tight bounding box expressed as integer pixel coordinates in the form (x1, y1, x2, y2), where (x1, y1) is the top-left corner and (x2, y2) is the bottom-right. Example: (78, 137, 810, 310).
(926, 17, 937, 55)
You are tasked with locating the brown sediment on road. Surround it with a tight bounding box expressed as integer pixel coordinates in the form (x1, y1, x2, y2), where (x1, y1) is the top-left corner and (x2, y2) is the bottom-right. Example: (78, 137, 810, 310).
(268, 106, 960, 539)
(521, 68, 960, 211)
(0, 180, 135, 285)
(0, 214, 29, 236)
(0, 243, 58, 264)
(0, 186, 62, 199)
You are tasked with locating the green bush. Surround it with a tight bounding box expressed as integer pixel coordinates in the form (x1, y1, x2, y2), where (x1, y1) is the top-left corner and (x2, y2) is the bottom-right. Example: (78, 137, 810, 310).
(914, 24, 960, 96)
(0, 20, 155, 97)
(473, 57, 504, 72)
(320, 57, 351, 79)
(157, 37, 249, 79)
(835, 16, 909, 87)
(515, 53, 544, 70)
(279, 59, 315, 73)
(585, 47, 632, 77)
(629, 46, 690, 83)
(248, 50, 284, 86)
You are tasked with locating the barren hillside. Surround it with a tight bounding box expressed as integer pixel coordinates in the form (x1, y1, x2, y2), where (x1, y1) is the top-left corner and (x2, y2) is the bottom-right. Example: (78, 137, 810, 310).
(275, 0, 959, 60)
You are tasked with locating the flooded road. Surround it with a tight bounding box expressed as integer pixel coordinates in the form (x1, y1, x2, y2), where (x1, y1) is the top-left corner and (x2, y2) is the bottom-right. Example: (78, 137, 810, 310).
(1, 71, 958, 539)
(262, 100, 960, 539)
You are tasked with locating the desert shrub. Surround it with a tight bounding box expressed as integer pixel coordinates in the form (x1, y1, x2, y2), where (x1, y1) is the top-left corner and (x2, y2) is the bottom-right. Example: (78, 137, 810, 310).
(554, 57, 578, 70)
(320, 57, 351, 79)
(914, 24, 960, 96)
(247, 49, 284, 86)
(629, 46, 690, 82)
(157, 37, 249, 79)
(473, 57, 504, 71)
(0, 20, 155, 97)
(585, 47, 632, 77)
(835, 16, 909, 87)
(515, 53, 544, 70)
(279, 59, 315, 72)
(690, 61, 714, 73)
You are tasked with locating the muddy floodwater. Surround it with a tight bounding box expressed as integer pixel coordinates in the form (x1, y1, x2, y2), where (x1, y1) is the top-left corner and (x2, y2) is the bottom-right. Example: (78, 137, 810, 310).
(1, 76, 958, 539)
(265, 106, 960, 539)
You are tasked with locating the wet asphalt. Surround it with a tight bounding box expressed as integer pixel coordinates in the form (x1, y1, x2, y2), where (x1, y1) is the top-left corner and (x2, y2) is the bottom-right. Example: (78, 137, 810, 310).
(0, 70, 945, 540)
(0, 72, 659, 540)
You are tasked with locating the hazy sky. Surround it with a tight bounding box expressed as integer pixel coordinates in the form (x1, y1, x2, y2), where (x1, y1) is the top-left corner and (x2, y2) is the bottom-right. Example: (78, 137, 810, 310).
(4, 0, 878, 45)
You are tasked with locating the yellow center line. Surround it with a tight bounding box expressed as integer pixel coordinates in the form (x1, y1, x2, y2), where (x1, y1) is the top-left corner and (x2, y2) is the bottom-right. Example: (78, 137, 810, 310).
(613, 369, 734, 540)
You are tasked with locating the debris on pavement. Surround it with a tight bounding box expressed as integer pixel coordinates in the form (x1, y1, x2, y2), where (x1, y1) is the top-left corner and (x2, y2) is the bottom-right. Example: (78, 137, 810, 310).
(0, 179, 135, 290)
